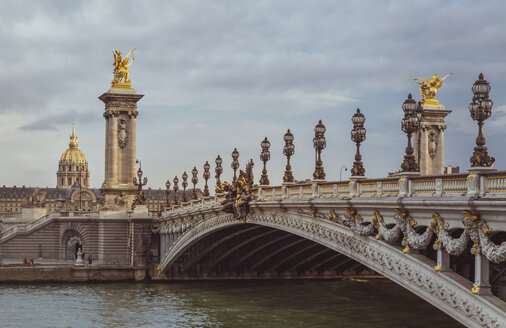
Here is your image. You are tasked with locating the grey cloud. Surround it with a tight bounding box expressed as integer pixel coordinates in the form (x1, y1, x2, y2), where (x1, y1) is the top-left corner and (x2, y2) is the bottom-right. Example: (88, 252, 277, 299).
(1, 0, 506, 188)
(19, 111, 96, 131)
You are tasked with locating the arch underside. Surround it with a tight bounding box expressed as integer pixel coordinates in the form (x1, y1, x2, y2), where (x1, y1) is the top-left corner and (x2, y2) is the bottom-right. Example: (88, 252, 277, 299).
(165, 223, 373, 279)
(159, 212, 506, 328)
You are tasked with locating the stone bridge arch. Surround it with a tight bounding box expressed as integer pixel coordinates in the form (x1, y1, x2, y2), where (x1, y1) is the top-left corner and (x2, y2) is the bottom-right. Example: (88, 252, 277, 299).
(158, 211, 505, 328)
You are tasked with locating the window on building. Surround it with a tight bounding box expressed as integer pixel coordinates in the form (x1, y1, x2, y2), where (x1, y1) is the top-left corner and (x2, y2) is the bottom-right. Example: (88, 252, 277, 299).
(68, 178, 72, 185)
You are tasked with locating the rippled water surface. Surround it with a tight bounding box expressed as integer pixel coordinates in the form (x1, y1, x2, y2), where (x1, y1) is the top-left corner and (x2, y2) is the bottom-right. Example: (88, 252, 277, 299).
(0, 280, 463, 328)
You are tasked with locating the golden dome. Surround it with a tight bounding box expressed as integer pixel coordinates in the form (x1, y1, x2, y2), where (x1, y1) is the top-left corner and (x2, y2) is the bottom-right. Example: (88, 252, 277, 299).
(60, 123, 87, 164)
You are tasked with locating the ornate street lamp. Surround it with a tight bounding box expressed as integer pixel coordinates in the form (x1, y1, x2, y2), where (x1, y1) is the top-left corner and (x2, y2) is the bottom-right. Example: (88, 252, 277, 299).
(215, 155, 223, 187)
(132, 166, 148, 206)
(259, 137, 271, 185)
(469, 73, 495, 167)
(191, 167, 198, 200)
(231, 148, 239, 181)
(203, 161, 211, 197)
(313, 120, 326, 180)
(246, 159, 254, 188)
(283, 129, 295, 183)
(400, 94, 419, 172)
(173, 176, 179, 206)
(182, 171, 188, 202)
(350, 108, 366, 177)
(165, 179, 171, 207)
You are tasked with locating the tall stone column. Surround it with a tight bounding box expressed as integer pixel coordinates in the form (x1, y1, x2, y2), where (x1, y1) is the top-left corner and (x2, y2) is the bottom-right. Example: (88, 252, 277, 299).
(413, 104, 451, 175)
(99, 89, 143, 210)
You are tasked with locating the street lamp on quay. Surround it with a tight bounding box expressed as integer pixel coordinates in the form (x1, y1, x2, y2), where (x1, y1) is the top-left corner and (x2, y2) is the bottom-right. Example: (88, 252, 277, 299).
(191, 167, 198, 200)
(469, 73, 495, 168)
(173, 176, 179, 206)
(203, 161, 211, 197)
(400, 94, 419, 173)
(313, 120, 326, 180)
(165, 179, 171, 207)
(215, 155, 223, 187)
(350, 108, 366, 177)
(182, 171, 188, 202)
(259, 137, 271, 186)
(283, 129, 295, 183)
(231, 148, 239, 182)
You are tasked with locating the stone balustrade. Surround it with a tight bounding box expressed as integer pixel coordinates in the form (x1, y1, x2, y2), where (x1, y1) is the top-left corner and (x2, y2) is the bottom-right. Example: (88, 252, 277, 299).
(163, 171, 506, 217)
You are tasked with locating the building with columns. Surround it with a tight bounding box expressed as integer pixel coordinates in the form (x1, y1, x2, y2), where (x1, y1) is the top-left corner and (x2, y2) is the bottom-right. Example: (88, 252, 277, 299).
(0, 123, 170, 224)
(57, 123, 90, 188)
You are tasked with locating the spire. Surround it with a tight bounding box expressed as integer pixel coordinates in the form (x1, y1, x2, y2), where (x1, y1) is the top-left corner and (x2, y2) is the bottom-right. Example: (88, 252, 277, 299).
(69, 122, 78, 149)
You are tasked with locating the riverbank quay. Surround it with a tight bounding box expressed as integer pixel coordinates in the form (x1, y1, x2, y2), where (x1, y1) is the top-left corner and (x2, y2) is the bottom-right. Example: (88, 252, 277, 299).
(0, 265, 149, 282)
(0, 262, 385, 283)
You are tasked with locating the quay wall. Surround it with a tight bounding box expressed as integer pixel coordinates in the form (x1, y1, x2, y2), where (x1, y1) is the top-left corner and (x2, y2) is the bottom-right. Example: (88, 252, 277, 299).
(0, 266, 148, 282)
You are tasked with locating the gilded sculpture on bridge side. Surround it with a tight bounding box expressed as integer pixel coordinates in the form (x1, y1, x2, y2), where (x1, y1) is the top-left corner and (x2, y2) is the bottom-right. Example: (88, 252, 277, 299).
(216, 171, 252, 219)
(111, 48, 136, 88)
(413, 73, 452, 106)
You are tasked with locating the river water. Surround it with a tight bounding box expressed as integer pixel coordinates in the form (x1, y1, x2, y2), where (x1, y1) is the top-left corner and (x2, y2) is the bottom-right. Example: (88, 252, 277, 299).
(0, 279, 462, 328)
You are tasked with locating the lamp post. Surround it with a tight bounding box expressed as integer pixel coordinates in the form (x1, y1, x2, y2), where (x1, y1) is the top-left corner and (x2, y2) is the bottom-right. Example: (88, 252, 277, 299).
(283, 129, 295, 183)
(231, 148, 239, 181)
(173, 176, 179, 206)
(350, 108, 366, 177)
(215, 155, 223, 194)
(400, 94, 419, 172)
(182, 171, 188, 202)
(469, 73, 495, 167)
(165, 179, 171, 207)
(133, 166, 148, 195)
(339, 165, 348, 181)
(259, 137, 271, 185)
(245, 159, 254, 188)
(313, 120, 326, 180)
(203, 161, 211, 197)
(191, 166, 198, 200)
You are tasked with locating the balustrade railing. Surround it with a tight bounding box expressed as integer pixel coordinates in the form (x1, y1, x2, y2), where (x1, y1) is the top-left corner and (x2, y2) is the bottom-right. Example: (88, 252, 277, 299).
(160, 171, 506, 215)
(486, 174, 506, 193)
(442, 176, 468, 195)
(412, 178, 436, 195)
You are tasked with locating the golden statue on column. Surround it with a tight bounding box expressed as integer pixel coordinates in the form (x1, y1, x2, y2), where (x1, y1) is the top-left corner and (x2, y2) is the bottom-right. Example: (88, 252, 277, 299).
(111, 48, 136, 89)
(413, 73, 452, 106)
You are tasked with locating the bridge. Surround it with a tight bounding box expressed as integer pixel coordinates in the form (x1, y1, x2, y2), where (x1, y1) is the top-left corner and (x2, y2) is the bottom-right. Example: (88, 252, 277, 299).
(151, 74, 506, 327)
(1, 67, 505, 326)
(155, 171, 506, 327)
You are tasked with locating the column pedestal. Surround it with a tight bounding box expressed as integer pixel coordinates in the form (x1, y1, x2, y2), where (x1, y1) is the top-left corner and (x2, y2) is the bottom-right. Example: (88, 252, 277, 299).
(99, 88, 143, 210)
(413, 104, 451, 175)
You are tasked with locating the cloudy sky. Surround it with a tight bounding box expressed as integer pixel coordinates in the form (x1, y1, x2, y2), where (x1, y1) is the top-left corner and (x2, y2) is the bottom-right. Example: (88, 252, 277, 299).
(1, 0, 506, 190)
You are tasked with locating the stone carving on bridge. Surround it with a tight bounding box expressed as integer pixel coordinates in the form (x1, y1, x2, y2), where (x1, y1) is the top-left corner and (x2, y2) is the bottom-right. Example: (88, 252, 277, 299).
(428, 129, 439, 159)
(117, 118, 128, 149)
(216, 171, 253, 219)
(335, 207, 506, 268)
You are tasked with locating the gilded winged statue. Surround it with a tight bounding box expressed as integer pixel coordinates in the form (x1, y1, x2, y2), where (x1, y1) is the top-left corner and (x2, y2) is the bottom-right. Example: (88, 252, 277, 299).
(111, 48, 136, 87)
(413, 73, 452, 106)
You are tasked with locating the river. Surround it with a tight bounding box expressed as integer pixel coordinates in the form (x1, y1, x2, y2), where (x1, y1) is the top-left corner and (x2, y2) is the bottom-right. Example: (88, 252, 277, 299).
(0, 279, 462, 327)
